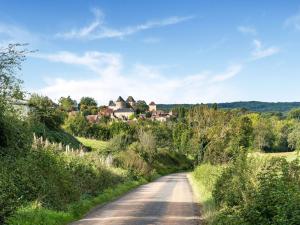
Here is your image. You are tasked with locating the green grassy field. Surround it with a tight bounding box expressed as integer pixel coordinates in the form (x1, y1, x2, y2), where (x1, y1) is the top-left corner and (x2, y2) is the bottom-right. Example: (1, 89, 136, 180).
(250, 151, 299, 162)
(76, 137, 108, 152)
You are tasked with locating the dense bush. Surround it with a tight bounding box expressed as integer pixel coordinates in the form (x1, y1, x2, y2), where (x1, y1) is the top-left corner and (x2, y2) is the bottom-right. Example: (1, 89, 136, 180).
(0, 148, 126, 224)
(212, 156, 300, 225)
(63, 114, 111, 140)
(106, 133, 134, 153)
(28, 94, 65, 130)
(0, 112, 31, 156)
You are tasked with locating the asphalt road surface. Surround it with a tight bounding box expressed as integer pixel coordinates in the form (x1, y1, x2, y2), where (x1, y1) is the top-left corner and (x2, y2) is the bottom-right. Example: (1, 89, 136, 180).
(71, 173, 201, 225)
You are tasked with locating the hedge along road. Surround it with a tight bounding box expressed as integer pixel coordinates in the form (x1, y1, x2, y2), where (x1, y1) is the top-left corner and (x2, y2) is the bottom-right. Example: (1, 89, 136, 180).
(71, 173, 202, 225)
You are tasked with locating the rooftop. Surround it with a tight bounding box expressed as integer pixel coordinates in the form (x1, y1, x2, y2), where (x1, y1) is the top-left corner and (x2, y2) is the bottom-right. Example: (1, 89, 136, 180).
(116, 96, 125, 102)
(126, 96, 135, 103)
(108, 100, 116, 106)
(114, 108, 134, 113)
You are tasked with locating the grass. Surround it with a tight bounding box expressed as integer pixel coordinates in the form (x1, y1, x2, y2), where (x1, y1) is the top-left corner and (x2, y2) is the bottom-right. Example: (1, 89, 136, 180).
(250, 151, 300, 162)
(188, 164, 223, 224)
(76, 137, 108, 152)
(7, 178, 147, 225)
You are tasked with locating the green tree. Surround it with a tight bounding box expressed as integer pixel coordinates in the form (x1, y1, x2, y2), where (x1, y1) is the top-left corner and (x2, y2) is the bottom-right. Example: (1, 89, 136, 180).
(63, 113, 89, 136)
(135, 100, 149, 114)
(138, 130, 157, 165)
(29, 94, 64, 130)
(58, 96, 77, 112)
(288, 123, 300, 151)
(0, 44, 31, 156)
(79, 97, 98, 115)
(288, 108, 300, 120)
(79, 97, 97, 108)
(253, 118, 275, 151)
(0, 44, 28, 112)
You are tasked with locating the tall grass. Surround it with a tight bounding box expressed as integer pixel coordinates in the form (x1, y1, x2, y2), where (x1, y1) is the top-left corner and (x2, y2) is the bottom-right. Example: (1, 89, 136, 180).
(189, 164, 223, 224)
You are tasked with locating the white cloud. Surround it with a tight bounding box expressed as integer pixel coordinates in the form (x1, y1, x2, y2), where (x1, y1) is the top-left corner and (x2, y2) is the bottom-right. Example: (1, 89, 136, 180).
(237, 26, 257, 35)
(35, 50, 242, 104)
(211, 65, 243, 82)
(34, 51, 122, 76)
(56, 8, 194, 40)
(251, 39, 279, 60)
(285, 12, 300, 31)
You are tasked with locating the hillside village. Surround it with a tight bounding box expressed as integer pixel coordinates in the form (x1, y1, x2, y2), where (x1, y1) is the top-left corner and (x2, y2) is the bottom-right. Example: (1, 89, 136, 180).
(13, 95, 176, 123)
(87, 96, 175, 123)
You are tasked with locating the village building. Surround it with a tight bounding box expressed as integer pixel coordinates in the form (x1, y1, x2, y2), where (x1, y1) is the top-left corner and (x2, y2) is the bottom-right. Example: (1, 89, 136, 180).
(99, 107, 114, 117)
(126, 96, 136, 108)
(113, 108, 135, 120)
(149, 101, 157, 112)
(86, 114, 100, 123)
(108, 96, 135, 120)
(108, 100, 117, 111)
(106, 96, 175, 121)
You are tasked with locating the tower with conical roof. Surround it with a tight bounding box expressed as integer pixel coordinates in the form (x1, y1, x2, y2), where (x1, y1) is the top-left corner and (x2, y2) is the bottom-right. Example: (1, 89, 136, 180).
(115, 96, 126, 109)
(149, 101, 156, 112)
(126, 96, 136, 107)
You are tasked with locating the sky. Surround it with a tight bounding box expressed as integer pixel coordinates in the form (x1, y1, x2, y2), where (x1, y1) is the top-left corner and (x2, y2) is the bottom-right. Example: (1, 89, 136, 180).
(1, 0, 300, 104)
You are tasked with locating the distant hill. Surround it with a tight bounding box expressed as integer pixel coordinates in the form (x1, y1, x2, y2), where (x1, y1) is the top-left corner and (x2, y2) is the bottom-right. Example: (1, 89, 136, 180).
(157, 101, 300, 113)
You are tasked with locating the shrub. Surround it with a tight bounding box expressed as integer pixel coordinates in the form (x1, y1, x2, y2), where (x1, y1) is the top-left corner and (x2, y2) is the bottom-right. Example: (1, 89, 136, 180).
(114, 145, 152, 178)
(110, 121, 135, 137)
(0, 147, 125, 223)
(0, 111, 31, 156)
(212, 156, 300, 225)
(106, 133, 133, 153)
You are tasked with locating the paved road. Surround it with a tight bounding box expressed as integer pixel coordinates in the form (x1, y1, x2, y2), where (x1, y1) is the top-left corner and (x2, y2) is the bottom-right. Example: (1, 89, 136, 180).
(71, 173, 201, 225)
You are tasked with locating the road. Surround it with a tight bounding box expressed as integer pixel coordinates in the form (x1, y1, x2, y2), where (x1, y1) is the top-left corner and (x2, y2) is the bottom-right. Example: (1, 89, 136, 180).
(71, 173, 202, 225)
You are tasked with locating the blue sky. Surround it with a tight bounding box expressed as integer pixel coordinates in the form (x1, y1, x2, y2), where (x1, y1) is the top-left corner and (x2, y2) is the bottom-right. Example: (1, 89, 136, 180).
(1, 0, 300, 104)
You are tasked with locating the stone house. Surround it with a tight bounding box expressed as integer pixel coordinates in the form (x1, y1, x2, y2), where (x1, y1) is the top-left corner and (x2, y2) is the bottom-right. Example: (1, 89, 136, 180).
(86, 114, 100, 123)
(113, 108, 135, 120)
(108, 96, 135, 120)
(149, 101, 157, 112)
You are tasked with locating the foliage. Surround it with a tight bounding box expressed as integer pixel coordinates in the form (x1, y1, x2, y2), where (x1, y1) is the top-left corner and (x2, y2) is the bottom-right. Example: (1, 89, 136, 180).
(288, 108, 300, 120)
(0, 44, 28, 112)
(288, 123, 300, 151)
(135, 100, 149, 114)
(0, 112, 31, 156)
(106, 133, 133, 153)
(0, 44, 32, 156)
(212, 156, 300, 225)
(63, 113, 89, 136)
(253, 117, 275, 151)
(58, 96, 77, 112)
(0, 147, 126, 223)
(158, 101, 300, 113)
(29, 94, 65, 130)
(137, 130, 157, 165)
(114, 145, 153, 178)
(110, 121, 135, 137)
(30, 121, 81, 149)
(191, 164, 223, 222)
(7, 179, 147, 225)
(79, 96, 97, 108)
(79, 97, 98, 115)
